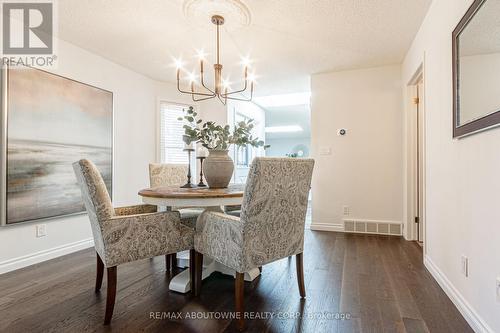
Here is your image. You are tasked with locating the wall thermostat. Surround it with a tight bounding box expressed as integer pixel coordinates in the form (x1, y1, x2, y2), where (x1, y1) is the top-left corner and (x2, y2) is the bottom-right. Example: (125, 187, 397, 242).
(337, 128, 347, 136)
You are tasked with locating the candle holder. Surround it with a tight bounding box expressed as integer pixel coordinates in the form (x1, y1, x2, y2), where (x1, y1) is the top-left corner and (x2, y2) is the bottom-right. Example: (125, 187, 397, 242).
(197, 156, 207, 187)
(180, 148, 196, 188)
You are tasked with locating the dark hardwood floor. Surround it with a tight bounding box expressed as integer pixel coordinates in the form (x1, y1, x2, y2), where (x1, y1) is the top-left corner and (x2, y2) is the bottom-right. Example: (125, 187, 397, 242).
(0, 231, 472, 333)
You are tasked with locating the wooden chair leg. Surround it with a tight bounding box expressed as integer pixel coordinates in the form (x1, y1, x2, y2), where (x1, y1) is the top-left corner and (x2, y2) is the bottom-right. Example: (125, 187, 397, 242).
(104, 266, 117, 325)
(172, 253, 177, 270)
(165, 254, 171, 272)
(296, 253, 306, 298)
(189, 249, 196, 295)
(194, 251, 203, 297)
(235, 272, 245, 331)
(95, 253, 104, 292)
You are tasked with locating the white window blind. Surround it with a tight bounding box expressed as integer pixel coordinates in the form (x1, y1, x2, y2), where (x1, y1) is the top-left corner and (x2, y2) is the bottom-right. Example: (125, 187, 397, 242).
(159, 102, 191, 164)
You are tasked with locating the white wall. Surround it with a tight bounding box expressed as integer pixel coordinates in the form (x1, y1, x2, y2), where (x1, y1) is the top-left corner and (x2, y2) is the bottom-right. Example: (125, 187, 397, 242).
(402, 0, 499, 331)
(0, 39, 193, 274)
(310, 65, 403, 230)
(199, 98, 228, 126)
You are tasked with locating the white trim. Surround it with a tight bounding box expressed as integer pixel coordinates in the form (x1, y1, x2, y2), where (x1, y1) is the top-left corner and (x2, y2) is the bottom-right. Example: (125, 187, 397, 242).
(402, 57, 427, 250)
(0, 238, 94, 275)
(420, 56, 428, 255)
(424, 255, 494, 333)
(1, 65, 8, 226)
(310, 222, 344, 232)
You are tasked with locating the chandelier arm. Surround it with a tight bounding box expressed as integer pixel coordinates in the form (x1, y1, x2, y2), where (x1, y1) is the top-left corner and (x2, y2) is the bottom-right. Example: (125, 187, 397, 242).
(225, 95, 252, 101)
(182, 88, 215, 97)
(225, 87, 254, 101)
(217, 94, 227, 105)
(200, 71, 215, 94)
(221, 80, 248, 96)
(177, 79, 197, 95)
(178, 79, 215, 97)
(191, 94, 217, 102)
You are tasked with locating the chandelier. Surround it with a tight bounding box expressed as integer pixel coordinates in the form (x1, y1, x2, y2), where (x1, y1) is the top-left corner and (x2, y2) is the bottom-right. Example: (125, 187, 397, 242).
(175, 15, 254, 105)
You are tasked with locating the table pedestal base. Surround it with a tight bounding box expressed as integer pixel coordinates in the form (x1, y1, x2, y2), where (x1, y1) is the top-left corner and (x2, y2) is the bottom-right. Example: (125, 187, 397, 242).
(176, 250, 190, 269)
(152, 203, 258, 294)
(169, 255, 261, 293)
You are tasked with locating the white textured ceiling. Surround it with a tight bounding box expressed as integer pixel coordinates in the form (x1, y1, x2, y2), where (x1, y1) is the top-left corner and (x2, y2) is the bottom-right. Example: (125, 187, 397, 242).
(57, 0, 432, 96)
(460, 0, 500, 56)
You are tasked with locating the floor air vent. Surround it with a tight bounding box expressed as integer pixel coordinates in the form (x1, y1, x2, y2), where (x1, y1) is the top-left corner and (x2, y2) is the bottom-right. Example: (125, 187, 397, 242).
(343, 219, 402, 236)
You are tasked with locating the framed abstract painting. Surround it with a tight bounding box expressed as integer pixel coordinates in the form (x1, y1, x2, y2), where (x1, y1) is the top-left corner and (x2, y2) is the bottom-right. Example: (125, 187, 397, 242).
(0, 66, 113, 225)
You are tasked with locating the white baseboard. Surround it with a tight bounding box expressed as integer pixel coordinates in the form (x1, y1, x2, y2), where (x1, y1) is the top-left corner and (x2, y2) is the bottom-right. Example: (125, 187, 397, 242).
(424, 255, 493, 333)
(310, 222, 344, 232)
(0, 238, 94, 275)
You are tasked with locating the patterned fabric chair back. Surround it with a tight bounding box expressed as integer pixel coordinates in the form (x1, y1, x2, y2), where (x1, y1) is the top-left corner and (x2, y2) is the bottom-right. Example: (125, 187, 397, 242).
(240, 157, 314, 264)
(149, 163, 188, 187)
(73, 159, 114, 257)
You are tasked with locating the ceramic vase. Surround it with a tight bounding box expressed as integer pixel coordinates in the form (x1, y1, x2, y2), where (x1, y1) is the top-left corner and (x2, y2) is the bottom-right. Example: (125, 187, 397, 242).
(203, 149, 234, 188)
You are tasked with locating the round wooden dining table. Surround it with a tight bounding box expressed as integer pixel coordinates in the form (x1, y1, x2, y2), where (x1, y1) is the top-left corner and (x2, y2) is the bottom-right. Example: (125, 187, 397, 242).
(138, 184, 261, 293)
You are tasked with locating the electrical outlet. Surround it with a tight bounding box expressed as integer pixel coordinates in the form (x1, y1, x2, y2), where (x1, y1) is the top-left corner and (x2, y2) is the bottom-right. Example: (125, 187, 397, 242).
(461, 255, 468, 277)
(496, 277, 500, 302)
(343, 206, 350, 216)
(36, 224, 47, 238)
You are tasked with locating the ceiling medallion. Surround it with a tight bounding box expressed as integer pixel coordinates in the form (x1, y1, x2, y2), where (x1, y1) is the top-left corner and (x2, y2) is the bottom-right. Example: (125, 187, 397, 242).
(175, 14, 255, 105)
(182, 0, 252, 28)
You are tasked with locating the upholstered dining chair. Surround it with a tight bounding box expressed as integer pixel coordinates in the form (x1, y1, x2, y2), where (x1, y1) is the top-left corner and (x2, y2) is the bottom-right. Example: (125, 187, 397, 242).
(149, 163, 203, 270)
(193, 157, 314, 331)
(73, 159, 195, 325)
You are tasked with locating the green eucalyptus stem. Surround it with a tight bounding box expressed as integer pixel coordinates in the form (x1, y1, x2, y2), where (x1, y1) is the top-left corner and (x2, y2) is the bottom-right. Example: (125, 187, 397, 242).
(178, 106, 265, 150)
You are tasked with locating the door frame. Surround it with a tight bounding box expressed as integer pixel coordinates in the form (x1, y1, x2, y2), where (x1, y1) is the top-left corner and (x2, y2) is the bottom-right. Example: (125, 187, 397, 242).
(403, 63, 427, 253)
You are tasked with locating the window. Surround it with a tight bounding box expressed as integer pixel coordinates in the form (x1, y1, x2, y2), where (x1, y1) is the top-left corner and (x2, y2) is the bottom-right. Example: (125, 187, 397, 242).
(229, 104, 265, 184)
(233, 112, 251, 167)
(236, 145, 249, 166)
(158, 102, 192, 164)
